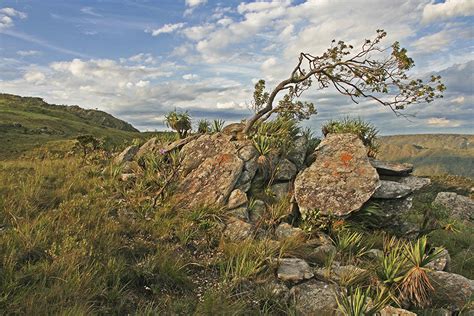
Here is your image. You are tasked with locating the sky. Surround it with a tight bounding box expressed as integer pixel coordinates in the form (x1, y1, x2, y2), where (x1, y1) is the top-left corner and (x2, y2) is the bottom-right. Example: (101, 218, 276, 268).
(0, 0, 473, 135)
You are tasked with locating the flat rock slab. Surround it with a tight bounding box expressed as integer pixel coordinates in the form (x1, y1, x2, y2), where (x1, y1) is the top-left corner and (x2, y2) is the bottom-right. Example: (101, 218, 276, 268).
(275, 223, 305, 240)
(290, 280, 341, 315)
(373, 180, 413, 199)
(430, 271, 474, 310)
(277, 258, 313, 282)
(370, 159, 413, 176)
(398, 175, 431, 191)
(434, 192, 474, 221)
(114, 145, 139, 164)
(175, 153, 244, 209)
(294, 133, 379, 216)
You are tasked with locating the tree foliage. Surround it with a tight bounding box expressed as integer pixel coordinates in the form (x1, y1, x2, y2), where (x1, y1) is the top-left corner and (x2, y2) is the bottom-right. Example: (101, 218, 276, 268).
(244, 30, 446, 134)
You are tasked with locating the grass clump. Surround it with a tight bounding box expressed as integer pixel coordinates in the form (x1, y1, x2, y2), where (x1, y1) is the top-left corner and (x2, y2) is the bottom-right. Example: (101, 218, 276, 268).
(322, 117, 379, 157)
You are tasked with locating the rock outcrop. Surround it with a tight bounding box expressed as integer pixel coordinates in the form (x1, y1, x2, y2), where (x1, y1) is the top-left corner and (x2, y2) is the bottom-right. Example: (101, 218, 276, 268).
(434, 192, 474, 221)
(295, 133, 380, 216)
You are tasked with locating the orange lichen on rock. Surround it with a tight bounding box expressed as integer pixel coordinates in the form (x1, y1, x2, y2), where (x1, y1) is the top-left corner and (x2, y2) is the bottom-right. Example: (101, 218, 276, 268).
(340, 152, 353, 166)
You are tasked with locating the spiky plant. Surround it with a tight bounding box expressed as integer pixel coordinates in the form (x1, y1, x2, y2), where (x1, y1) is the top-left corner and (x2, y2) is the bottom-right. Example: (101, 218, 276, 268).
(197, 119, 211, 133)
(211, 119, 225, 133)
(399, 236, 444, 308)
(377, 236, 407, 286)
(165, 110, 192, 139)
(336, 286, 390, 316)
(333, 229, 368, 263)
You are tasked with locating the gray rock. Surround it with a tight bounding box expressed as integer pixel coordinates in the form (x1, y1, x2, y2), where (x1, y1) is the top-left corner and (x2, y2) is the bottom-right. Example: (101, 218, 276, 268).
(224, 218, 253, 241)
(238, 144, 258, 161)
(227, 189, 248, 209)
(307, 244, 337, 265)
(426, 248, 450, 271)
(314, 265, 368, 286)
(228, 207, 249, 221)
(288, 136, 309, 169)
(434, 192, 474, 221)
(411, 308, 452, 316)
(249, 200, 266, 223)
(275, 223, 305, 240)
(430, 270, 474, 310)
(369, 159, 413, 176)
(114, 145, 139, 164)
(290, 280, 341, 315)
(373, 180, 413, 199)
(270, 182, 291, 201)
(277, 258, 313, 282)
(398, 175, 431, 191)
(274, 159, 298, 181)
(294, 133, 379, 216)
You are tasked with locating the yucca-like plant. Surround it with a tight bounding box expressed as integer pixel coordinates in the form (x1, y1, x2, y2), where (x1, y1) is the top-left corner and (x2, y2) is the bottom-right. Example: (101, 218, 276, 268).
(333, 229, 368, 263)
(377, 236, 407, 286)
(211, 119, 225, 133)
(399, 236, 444, 308)
(336, 286, 390, 316)
(165, 110, 192, 139)
(197, 119, 211, 133)
(252, 134, 272, 165)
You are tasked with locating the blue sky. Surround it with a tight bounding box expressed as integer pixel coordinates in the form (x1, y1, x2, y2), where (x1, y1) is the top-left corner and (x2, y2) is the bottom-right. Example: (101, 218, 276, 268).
(0, 0, 473, 135)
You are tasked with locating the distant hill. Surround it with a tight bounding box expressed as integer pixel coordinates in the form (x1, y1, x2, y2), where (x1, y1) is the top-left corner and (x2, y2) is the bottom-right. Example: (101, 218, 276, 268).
(378, 134, 474, 178)
(0, 93, 140, 158)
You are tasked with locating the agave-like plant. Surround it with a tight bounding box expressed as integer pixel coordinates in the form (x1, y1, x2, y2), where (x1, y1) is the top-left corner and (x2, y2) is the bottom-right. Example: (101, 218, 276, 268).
(252, 134, 272, 165)
(377, 236, 407, 286)
(211, 119, 225, 133)
(336, 286, 391, 316)
(165, 110, 192, 139)
(333, 229, 368, 263)
(197, 119, 211, 133)
(399, 236, 444, 308)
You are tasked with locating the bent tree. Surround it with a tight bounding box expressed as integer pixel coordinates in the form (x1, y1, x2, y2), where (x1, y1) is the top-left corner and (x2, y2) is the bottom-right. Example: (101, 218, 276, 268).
(243, 30, 445, 134)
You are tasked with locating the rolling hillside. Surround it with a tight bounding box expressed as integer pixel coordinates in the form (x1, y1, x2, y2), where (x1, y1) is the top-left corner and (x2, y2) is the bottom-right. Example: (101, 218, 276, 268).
(378, 134, 474, 178)
(0, 93, 141, 158)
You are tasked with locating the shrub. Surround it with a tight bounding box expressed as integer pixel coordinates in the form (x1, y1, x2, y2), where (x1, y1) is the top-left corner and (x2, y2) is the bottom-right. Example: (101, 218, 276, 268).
(165, 110, 192, 139)
(197, 119, 210, 133)
(322, 117, 379, 157)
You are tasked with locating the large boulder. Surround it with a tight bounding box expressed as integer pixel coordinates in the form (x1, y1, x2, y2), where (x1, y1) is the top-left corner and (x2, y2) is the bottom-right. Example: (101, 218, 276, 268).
(430, 270, 474, 310)
(294, 133, 379, 216)
(175, 153, 244, 209)
(290, 280, 341, 315)
(433, 192, 474, 221)
(180, 133, 238, 175)
(274, 159, 298, 181)
(135, 137, 159, 160)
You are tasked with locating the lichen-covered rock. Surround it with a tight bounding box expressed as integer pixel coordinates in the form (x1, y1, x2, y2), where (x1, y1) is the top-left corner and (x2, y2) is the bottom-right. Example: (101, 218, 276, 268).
(229, 207, 249, 221)
(379, 306, 416, 316)
(222, 122, 245, 140)
(275, 223, 305, 240)
(180, 133, 237, 175)
(175, 153, 244, 209)
(227, 189, 248, 209)
(314, 265, 368, 285)
(430, 270, 474, 310)
(274, 159, 297, 181)
(369, 159, 413, 176)
(426, 248, 450, 271)
(290, 280, 341, 315)
(114, 145, 139, 164)
(224, 218, 253, 241)
(237, 144, 258, 162)
(373, 180, 413, 199)
(307, 244, 337, 265)
(294, 133, 379, 216)
(434, 192, 474, 221)
(277, 258, 313, 282)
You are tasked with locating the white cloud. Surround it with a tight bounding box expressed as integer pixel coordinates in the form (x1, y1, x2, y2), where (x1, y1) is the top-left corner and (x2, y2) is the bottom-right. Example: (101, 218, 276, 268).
(17, 50, 40, 56)
(0, 7, 27, 30)
(185, 0, 207, 8)
(24, 70, 45, 83)
(451, 96, 465, 104)
(183, 73, 198, 80)
(80, 7, 102, 17)
(127, 53, 157, 64)
(182, 24, 215, 41)
(422, 0, 474, 24)
(148, 23, 185, 36)
(427, 117, 462, 127)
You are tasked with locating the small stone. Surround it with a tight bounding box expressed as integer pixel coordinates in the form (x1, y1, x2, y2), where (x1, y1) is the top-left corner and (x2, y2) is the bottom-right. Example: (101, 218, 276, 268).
(379, 306, 416, 316)
(274, 159, 298, 181)
(224, 218, 253, 241)
(373, 180, 413, 199)
(277, 258, 313, 282)
(118, 173, 136, 181)
(426, 248, 450, 271)
(114, 145, 139, 164)
(275, 223, 305, 240)
(228, 207, 249, 221)
(249, 200, 266, 223)
(227, 189, 248, 209)
(290, 280, 341, 315)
